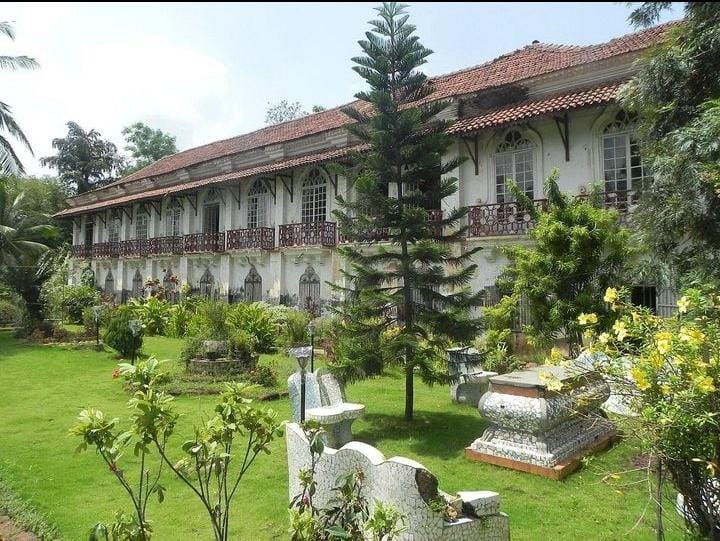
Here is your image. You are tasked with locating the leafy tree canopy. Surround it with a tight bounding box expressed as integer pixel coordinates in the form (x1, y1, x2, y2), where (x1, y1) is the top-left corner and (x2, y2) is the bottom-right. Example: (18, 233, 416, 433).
(121, 122, 178, 175)
(264, 100, 325, 125)
(0, 21, 39, 175)
(622, 2, 720, 286)
(40, 121, 125, 195)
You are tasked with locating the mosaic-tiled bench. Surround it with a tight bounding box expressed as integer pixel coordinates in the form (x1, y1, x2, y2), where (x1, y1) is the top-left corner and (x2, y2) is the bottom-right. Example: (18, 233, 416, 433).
(288, 370, 365, 448)
(466, 365, 617, 479)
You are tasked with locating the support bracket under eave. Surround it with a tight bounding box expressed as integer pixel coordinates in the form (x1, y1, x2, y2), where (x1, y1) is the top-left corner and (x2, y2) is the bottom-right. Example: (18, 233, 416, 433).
(148, 200, 162, 220)
(96, 211, 107, 227)
(185, 192, 198, 216)
(461, 135, 480, 175)
(121, 205, 133, 224)
(277, 171, 294, 202)
(553, 113, 570, 162)
(259, 176, 277, 203)
(230, 183, 241, 208)
(319, 165, 339, 196)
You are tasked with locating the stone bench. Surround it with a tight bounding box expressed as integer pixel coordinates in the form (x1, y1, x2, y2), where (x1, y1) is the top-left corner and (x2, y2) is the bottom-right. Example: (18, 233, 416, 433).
(288, 370, 365, 448)
(286, 422, 510, 541)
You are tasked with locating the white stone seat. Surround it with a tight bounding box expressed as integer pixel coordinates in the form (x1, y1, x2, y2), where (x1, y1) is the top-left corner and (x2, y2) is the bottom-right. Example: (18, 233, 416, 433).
(288, 369, 365, 448)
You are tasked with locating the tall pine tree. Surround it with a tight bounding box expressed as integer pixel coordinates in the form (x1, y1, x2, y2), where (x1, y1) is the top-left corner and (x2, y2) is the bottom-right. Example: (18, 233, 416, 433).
(333, 2, 482, 421)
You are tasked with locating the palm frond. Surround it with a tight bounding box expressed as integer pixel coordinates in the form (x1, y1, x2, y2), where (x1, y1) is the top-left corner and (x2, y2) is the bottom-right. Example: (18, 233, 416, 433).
(0, 55, 39, 70)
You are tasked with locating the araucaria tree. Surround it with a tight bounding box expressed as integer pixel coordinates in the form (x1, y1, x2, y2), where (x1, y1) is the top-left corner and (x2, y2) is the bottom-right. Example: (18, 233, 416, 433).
(497, 171, 629, 357)
(622, 2, 720, 287)
(334, 2, 482, 421)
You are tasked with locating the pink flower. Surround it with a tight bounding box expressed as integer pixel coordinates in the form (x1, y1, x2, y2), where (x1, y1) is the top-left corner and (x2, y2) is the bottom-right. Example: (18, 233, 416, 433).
(112, 368, 121, 379)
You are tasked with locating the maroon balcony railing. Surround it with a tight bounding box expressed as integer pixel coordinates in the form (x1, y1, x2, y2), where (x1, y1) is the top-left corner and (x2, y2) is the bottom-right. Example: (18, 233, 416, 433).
(226, 227, 275, 250)
(279, 221, 336, 247)
(119, 239, 150, 257)
(338, 209, 443, 243)
(149, 236, 184, 256)
(92, 242, 120, 258)
(71, 245, 91, 258)
(184, 232, 225, 253)
(469, 191, 636, 237)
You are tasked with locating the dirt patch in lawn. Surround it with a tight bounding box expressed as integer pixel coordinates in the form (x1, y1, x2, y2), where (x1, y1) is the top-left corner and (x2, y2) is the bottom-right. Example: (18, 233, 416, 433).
(0, 515, 38, 541)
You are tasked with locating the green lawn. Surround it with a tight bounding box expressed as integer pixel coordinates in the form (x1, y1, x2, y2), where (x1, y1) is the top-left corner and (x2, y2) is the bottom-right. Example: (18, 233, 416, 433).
(0, 332, 686, 540)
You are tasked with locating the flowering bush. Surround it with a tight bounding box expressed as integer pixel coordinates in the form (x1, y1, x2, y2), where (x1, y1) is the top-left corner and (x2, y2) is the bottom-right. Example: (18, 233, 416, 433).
(580, 287, 720, 536)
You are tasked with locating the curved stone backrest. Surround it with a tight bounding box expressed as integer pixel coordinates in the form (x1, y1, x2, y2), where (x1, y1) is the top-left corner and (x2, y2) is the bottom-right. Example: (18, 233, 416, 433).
(286, 423, 510, 541)
(287, 371, 323, 423)
(317, 371, 346, 406)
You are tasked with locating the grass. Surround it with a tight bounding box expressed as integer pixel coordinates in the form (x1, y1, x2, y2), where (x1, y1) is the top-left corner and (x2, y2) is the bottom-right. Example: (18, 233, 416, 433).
(0, 331, 688, 540)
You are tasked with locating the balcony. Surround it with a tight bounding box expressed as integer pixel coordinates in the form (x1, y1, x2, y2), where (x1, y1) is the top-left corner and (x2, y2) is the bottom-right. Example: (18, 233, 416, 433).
(120, 239, 150, 257)
(226, 227, 275, 251)
(92, 242, 120, 258)
(184, 232, 225, 254)
(71, 245, 91, 258)
(279, 221, 336, 248)
(338, 209, 443, 243)
(149, 236, 184, 256)
(468, 191, 636, 237)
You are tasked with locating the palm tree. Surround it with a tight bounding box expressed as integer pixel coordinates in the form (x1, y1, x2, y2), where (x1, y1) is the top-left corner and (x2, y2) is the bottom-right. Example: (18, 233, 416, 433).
(0, 21, 39, 175)
(0, 178, 57, 267)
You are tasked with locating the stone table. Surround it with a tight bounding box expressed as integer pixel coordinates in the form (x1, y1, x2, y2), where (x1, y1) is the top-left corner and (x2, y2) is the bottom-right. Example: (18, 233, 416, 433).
(466, 366, 616, 479)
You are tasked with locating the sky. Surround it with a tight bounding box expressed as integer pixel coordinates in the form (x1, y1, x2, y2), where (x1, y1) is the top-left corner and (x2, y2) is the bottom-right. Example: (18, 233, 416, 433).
(2, 2, 681, 176)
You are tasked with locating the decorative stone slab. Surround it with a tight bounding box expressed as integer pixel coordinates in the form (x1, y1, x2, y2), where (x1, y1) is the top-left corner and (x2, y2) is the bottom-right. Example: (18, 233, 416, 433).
(457, 491, 501, 517)
(468, 366, 616, 478)
(286, 423, 510, 541)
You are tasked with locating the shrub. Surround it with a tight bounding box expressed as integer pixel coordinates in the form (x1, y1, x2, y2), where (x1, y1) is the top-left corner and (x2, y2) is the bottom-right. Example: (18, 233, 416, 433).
(283, 310, 311, 347)
(104, 307, 143, 358)
(245, 364, 278, 388)
(476, 295, 524, 374)
(0, 299, 24, 326)
(229, 329, 257, 361)
(227, 302, 280, 352)
(188, 300, 231, 339)
(180, 335, 205, 363)
(82, 304, 113, 338)
(166, 301, 196, 338)
(63, 285, 101, 324)
(51, 325, 70, 342)
(128, 297, 171, 336)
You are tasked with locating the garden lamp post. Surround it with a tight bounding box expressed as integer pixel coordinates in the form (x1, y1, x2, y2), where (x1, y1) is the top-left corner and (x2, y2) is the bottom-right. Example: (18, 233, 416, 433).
(307, 319, 315, 372)
(91, 305, 102, 346)
(128, 319, 142, 365)
(290, 346, 311, 423)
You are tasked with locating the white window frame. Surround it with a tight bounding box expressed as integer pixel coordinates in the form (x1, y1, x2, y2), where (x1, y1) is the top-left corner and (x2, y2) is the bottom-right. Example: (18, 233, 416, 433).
(108, 217, 120, 243)
(494, 130, 535, 204)
(166, 204, 182, 237)
(247, 179, 268, 229)
(601, 111, 651, 193)
(301, 169, 327, 223)
(135, 213, 148, 240)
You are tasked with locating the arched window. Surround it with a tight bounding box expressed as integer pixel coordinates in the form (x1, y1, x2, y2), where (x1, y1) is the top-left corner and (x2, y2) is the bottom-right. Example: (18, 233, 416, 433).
(244, 265, 262, 302)
(132, 269, 144, 298)
(104, 270, 115, 296)
(108, 217, 121, 244)
(299, 265, 320, 312)
(247, 179, 268, 229)
(203, 190, 221, 234)
(199, 268, 214, 299)
(301, 169, 327, 223)
(166, 198, 183, 237)
(495, 130, 535, 204)
(602, 110, 650, 193)
(135, 213, 148, 240)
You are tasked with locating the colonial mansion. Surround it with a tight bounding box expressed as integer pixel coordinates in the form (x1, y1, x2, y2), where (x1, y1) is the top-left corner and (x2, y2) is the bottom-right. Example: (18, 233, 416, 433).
(57, 23, 676, 314)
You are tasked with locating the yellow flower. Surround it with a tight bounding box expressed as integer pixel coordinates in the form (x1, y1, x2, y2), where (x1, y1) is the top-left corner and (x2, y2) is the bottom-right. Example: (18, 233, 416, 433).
(604, 287, 619, 304)
(679, 327, 705, 344)
(696, 376, 715, 394)
(631, 367, 650, 391)
(549, 347, 564, 364)
(577, 313, 598, 326)
(631, 311, 642, 323)
(655, 331, 673, 355)
(539, 370, 563, 392)
(598, 332, 611, 345)
(613, 320, 628, 341)
(677, 296, 691, 314)
(648, 352, 664, 370)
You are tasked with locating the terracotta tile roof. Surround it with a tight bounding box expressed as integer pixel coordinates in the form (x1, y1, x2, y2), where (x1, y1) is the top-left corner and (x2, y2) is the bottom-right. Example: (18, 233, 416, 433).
(447, 81, 625, 135)
(106, 22, 674, 187)
(55, 145, 361, 217)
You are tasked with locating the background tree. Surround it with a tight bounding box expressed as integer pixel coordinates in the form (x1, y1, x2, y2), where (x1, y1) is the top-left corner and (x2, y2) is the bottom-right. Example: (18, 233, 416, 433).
(264, 101, 325, 125)
(333, 2, 482, 421)
(121, 122, 178, 175)
(0, 21, 39, 175)
(3, 175, 71, 242)
(40, 121, 125, 194)
(497, 171, 630, 356)
(622, 2, 720, 287)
